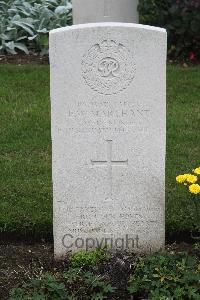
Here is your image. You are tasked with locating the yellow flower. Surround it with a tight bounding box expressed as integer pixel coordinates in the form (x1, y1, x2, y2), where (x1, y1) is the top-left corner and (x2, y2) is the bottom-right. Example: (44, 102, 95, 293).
(193, 167, 200, 175)
(176, 174, 198, 184)
(186, 174, 198, 184)
(176, 174, 187, 183)
(189, 184, 200, 195)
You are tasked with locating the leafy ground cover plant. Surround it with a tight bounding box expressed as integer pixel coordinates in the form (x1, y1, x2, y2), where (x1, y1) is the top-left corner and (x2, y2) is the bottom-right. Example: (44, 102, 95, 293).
(128, 252, 200, 299)
(8, 249, 200, 300)
(70, 248, 111, 268)
(0, 0, 72, 55)
(9, 268, 116, 300)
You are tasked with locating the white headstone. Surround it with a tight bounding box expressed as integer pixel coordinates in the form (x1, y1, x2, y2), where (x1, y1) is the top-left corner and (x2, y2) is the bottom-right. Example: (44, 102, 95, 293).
(50, 23, 167, 258)
(73, 0, 139, 24)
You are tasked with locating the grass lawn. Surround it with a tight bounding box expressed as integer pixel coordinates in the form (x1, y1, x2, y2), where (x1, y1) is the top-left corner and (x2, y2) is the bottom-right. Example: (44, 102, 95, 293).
(0, 65, 52, 240)
(0, 64, 199, 241)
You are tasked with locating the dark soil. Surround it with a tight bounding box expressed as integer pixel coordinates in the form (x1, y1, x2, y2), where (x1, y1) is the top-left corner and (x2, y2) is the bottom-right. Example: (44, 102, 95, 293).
(0, 243, 68, 300)
(0, 242, 199, 300)
(0, 54, 49, 65)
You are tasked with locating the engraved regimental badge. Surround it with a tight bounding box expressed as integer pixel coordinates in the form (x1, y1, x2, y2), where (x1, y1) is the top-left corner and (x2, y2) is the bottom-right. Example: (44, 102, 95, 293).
(82, 39, 136, 95)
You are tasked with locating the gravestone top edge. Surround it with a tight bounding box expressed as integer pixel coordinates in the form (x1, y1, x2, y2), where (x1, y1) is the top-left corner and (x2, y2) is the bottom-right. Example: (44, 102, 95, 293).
(50, 22, 167, 36)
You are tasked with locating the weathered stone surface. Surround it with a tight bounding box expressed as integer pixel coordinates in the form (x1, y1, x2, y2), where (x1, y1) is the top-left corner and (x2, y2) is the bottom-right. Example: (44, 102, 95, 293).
(73, 0, 139, 24)
(50, 23, 167, 258)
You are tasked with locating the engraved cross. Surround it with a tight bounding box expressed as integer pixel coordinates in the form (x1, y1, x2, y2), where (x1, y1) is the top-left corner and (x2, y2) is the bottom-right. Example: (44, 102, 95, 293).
(91, 140, 128, 201)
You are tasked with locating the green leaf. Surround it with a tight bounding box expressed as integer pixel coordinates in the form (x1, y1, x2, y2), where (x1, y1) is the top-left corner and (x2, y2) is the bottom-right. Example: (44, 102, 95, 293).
(55, 6, 71, 15)
(28, 34, 38, 41)
(12, 21, 35, 36)
(14, 42, 29, 54)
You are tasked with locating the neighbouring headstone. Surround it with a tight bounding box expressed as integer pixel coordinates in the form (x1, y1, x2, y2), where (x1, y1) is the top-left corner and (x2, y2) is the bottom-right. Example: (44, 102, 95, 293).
(50, 19, 167, 260)
(73, 0, 139, 24)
